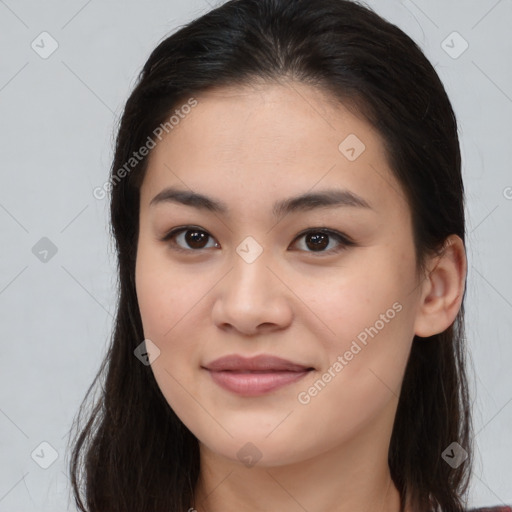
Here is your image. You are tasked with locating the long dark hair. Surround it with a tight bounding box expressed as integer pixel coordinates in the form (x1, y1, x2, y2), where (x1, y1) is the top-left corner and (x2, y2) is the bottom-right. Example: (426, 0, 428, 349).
(68, 0, 473, 510)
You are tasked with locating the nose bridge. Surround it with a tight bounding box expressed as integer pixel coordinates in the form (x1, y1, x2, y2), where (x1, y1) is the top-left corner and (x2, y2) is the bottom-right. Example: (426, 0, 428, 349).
(229, 241, 273, 302)
(211, 240, 292, 333)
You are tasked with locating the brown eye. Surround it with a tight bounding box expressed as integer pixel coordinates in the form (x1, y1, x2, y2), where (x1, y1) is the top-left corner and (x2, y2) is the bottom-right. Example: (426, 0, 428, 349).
(304, 232, 329, 251)
(161, 226, 354, 256)
(184, 229, 210, 249)
(161, 227, 219, 251)
(291, 228, 354, 255)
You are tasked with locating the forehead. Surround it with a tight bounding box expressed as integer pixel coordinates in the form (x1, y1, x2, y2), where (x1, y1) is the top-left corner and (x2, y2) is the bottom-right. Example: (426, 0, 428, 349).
(141, 81, 407, 217)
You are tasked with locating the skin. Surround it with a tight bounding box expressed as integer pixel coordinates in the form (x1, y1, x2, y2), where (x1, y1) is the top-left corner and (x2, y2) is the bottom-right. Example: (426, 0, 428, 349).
(135, 81, 467, 512)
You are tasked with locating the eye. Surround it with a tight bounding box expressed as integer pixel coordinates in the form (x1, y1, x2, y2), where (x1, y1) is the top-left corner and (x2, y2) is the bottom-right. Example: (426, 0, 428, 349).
(160, 226, 355, 255)
(290, 228, 355, 255)
(160, 226, 219, 252)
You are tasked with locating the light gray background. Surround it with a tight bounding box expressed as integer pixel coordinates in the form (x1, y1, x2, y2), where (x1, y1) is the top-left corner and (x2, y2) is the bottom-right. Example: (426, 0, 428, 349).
(0, 0, 511, 510)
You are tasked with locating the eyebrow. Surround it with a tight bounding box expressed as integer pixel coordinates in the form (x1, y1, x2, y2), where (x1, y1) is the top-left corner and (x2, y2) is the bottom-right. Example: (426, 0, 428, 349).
(149, 186, 373, 218)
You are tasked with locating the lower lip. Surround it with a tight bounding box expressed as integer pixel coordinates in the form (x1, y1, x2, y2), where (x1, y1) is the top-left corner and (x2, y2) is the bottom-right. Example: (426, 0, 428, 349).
(205, 369, 312, 396)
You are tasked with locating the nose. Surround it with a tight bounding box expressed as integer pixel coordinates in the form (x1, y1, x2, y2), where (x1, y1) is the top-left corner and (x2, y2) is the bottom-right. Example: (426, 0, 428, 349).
(211, 251, 294, 336)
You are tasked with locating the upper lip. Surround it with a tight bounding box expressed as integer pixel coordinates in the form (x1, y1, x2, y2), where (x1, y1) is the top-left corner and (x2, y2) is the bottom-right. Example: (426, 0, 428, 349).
(202, 354, 314, 372)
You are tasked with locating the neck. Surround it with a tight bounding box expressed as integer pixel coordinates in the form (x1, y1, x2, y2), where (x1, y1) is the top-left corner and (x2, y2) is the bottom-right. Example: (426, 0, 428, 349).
(192, 404, 407, 512)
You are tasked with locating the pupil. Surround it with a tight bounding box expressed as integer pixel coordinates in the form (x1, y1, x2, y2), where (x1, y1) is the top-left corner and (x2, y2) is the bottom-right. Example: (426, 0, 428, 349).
(183, 231, 330, 251)
(307, 232, 328, 251)
(186, 230, 207, 249)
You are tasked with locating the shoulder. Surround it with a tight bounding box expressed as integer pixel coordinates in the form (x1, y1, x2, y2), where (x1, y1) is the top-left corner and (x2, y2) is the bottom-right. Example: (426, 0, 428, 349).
(466, 507, 512, 512)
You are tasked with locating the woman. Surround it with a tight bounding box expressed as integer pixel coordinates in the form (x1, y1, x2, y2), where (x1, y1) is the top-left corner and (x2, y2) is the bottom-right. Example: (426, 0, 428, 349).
(68, 0, 510, 511)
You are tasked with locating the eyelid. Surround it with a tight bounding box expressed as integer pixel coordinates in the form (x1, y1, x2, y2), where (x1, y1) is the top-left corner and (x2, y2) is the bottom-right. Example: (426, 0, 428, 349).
(290, 227, 355, 255)
(159, 225, 219, 253)
(160, 225, 355, 255)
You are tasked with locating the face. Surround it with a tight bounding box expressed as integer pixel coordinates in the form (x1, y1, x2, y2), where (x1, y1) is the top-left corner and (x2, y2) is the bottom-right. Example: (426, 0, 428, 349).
(135, 81, 425, 467)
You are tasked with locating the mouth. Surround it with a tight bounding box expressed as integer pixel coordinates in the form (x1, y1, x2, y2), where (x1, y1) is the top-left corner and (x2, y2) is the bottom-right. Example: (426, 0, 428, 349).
(203, 354, 314, 372)
(202, 354, 315, 396)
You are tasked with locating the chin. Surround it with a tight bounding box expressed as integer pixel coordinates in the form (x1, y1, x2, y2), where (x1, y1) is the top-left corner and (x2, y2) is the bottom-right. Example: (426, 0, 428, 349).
(198, 433, 317, 469)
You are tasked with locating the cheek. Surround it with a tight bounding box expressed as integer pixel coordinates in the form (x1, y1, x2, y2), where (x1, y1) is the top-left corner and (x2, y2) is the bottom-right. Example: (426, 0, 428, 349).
(135, 251, 202, 413)
(297, 253, 414, 342)
(293, 249, 417, 405)
(134, 246, 216, 396)
(291, 273, 414, 447)
(135, 247, 198, 340)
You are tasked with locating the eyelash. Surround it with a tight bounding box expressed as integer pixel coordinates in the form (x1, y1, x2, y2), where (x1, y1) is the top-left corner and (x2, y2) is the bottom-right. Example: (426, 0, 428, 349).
(159, 226, 355, 256)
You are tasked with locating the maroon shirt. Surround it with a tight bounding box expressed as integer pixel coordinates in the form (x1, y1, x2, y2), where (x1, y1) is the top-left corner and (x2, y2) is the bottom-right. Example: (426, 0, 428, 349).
(468, 507, 512, 511)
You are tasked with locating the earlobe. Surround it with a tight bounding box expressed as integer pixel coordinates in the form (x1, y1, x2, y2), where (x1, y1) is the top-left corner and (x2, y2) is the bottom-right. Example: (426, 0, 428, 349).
(413, 235, 467, 338)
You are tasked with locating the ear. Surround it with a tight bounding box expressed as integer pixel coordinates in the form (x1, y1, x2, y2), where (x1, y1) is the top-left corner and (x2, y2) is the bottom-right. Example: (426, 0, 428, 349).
(414, 234, 467, 338)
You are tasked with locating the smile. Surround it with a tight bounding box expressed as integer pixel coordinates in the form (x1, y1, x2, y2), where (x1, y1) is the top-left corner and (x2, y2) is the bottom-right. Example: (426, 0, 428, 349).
(204, 369, 313, 396)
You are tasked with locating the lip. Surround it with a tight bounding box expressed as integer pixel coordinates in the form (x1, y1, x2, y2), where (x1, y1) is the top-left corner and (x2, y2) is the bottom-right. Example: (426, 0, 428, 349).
(203, 354, 313, 372)
(202, 354, 314, 396)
